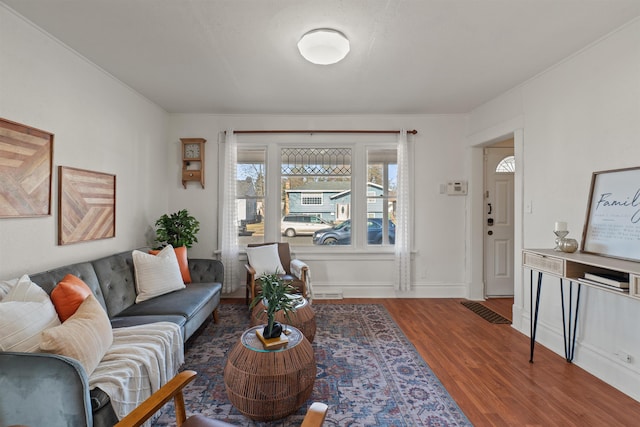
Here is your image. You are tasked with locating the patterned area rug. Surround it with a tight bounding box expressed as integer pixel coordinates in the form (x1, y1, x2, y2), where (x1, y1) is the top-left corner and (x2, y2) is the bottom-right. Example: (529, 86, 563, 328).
(153, 303, 471, 426)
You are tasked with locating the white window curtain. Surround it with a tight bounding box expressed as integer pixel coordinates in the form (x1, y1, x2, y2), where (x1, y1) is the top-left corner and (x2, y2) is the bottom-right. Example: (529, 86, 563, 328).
(395, 129, 411, 291)
(221, 130, 239, 293)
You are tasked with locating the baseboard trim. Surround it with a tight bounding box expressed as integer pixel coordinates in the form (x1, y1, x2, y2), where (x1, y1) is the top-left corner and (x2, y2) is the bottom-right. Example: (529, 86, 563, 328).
(310, 282, 469, 298)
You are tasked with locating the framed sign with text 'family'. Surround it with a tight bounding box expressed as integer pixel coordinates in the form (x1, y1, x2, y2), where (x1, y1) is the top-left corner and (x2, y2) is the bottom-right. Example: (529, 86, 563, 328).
(581, 166, 640, 262)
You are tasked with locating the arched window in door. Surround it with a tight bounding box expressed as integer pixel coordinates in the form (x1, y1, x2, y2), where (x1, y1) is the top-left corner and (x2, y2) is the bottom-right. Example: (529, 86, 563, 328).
(495, 155, 515, 173)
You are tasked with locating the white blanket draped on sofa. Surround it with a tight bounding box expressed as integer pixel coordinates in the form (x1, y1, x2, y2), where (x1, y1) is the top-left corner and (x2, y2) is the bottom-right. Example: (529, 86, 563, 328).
(88, 322, 184, 422)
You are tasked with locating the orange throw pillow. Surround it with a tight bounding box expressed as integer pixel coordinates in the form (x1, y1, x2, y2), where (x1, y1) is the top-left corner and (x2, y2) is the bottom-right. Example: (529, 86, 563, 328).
(50, 274, 93, 322)
(149, 245, 192, 284)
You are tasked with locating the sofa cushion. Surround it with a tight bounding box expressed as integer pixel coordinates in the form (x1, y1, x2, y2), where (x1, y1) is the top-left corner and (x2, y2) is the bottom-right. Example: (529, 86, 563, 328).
(0, 275, 61, 352)
(110, 314, 187, 331)
(40, 294, 113, 376)
(246, 243, 285, 277)
(114, 283, 218, 321)
(50, 274, 93, 321)
(92, 250, 138, 318)
(89, 386, 114, 412)
(188, 258, 225, 283)
(30, 261, 109, 311)
(150, 245, 192, 284)
(133, 246, 185, 303)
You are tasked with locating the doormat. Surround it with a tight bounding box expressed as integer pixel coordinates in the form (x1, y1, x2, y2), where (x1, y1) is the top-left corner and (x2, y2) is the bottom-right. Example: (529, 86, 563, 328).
(461, 301, 511, 324)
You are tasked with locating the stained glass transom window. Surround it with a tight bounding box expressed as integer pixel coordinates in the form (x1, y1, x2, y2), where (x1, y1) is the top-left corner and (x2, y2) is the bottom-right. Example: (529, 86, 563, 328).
(281, 148, 351, 176)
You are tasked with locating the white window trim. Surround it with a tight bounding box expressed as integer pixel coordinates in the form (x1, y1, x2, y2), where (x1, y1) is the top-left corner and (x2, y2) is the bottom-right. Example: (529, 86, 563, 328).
(221, 135, 413, 254)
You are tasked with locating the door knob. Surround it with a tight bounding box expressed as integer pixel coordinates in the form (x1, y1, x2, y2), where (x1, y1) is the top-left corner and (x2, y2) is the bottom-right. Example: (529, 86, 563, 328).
(488, 230, 493, 235)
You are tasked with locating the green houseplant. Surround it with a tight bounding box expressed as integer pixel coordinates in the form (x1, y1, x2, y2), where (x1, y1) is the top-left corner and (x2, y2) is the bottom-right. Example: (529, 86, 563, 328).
(250, 273, 299, 339)
(154, 209, 200, 249)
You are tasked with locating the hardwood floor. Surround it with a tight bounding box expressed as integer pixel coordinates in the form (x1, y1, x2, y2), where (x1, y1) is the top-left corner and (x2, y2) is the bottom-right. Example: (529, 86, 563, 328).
(314, 298, 640, 426)
(223, 297, 640, 425)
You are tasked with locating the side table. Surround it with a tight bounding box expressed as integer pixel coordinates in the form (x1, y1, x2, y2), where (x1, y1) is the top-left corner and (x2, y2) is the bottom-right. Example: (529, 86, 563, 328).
(250, 297, 316, 343)
(223, 325, 316, 421)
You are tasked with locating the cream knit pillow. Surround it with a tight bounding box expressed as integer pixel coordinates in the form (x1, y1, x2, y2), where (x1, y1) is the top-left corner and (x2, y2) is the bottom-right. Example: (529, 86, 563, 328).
(40, 294, 113, 376)
(132, 245, 185, 303)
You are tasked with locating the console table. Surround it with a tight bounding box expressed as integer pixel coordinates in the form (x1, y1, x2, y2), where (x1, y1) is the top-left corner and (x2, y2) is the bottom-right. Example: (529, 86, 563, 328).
(522, 249, 640, 363)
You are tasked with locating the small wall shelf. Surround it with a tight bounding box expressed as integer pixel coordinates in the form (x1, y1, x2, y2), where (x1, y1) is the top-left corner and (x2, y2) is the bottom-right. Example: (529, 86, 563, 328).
(180, 138, 206, 189)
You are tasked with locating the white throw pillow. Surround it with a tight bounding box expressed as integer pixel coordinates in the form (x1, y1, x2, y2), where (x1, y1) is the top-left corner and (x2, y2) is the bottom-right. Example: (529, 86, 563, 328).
(0, 276, 20, 301)
(133, 245, 185, 303)
(0, 275, 61, 352)
(246, 244, 285, 278)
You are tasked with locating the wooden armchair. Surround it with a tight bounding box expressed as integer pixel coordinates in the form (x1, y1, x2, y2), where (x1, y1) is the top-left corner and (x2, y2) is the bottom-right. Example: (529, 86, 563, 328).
(115, 370, 328, 427)
(245, 242, 309, 304)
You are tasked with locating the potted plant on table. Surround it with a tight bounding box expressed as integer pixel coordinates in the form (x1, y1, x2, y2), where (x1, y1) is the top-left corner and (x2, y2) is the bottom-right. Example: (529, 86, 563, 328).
(250, 273, 299, 339)
(154, 209, 200, 249)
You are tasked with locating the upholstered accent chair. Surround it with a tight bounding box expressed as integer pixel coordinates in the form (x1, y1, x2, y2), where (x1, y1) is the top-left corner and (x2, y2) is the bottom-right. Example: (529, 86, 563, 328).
(114, 370, 328, 427)
(244, 242, 309, 304)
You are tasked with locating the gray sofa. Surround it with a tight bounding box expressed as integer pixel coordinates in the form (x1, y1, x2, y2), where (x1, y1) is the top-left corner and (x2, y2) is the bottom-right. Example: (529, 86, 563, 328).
(0, 248, 224, 427)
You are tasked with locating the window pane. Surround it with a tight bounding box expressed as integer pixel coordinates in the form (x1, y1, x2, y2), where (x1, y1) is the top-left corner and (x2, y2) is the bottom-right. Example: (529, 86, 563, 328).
(281, 148, 351, 247)
(496, 155, 515, 173)
(237, 148, 265, 245)
(301, 193, 323, 205)
(367, 149, 396, 245)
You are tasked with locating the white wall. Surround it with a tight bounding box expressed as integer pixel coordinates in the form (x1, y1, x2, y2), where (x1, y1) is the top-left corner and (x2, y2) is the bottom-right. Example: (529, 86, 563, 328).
(468, 18, 640, 400)
(0, 4, 471, 298)
(5, 0, 638, 401)
(0, 6, 169, 279)
(167, 114, 470, 298)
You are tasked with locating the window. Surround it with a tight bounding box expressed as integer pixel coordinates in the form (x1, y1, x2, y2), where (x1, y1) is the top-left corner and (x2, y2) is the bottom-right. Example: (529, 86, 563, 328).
(367, 191, 376, 204)
(237, 148, 266, 245)
(229, 140, 404, 251)
(301, 193, 323, 206)
(282, 147, 351, 246)
(366, 148, 397, 245)
(496, 155, 515, 173)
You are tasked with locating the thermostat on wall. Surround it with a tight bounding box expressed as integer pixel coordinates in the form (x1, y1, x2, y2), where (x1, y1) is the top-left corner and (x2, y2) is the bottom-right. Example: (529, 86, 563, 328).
(447, 180, 467, 195)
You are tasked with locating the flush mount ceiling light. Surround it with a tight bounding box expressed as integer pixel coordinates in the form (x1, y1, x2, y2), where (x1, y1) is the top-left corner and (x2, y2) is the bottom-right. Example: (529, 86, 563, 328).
(297, 28, 350, 65)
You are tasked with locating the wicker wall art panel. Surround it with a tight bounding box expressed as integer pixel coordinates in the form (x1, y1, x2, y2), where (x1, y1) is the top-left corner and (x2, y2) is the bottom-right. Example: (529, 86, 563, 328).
(0, 118, 54, 218)
(58, 166, 115, 245)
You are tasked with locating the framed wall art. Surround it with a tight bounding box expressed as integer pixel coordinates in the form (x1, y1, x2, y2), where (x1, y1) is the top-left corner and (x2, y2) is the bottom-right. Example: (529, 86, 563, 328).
(581, 166, 640, 262)
(0, 117, 54, 218)
(58, 166, 116, 245)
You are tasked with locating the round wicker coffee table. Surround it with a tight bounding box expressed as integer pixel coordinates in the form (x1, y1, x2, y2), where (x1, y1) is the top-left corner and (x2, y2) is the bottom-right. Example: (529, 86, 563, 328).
(250, 297, 316, 343)
(223, 325, 316, 421)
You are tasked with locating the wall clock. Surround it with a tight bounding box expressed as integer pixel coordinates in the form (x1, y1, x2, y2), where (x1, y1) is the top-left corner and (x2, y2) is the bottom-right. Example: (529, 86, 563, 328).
(180, 138, 206, 189)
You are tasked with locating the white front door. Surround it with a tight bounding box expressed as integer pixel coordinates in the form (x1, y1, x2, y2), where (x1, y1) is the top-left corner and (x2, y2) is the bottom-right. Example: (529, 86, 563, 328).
(336, 204, 350, 221)
(484, 147, 515, 297)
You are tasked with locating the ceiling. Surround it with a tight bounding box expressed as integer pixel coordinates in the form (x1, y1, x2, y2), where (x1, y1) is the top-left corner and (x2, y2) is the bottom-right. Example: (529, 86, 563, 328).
(3, 0, 640, 115)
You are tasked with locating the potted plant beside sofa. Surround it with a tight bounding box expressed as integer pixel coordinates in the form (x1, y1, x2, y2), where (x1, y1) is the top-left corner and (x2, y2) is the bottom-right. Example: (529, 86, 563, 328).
(154, 209, 200, 249)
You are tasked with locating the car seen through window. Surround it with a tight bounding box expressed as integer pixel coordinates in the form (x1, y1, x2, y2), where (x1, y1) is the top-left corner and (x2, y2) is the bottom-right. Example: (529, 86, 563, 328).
(281, 215, 333, 237)
(312, 218, 395, 245)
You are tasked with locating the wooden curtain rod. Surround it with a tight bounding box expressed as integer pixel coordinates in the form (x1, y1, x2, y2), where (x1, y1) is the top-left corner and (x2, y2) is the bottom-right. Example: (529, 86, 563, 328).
(229, 129, 418, 135)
